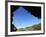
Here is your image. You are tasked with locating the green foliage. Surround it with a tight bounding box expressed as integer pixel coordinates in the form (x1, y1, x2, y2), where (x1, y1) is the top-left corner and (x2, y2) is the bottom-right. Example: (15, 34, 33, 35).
(17, 23, 41, 31)
(25, 23, 41, 31)
(17, 28, 25, 31)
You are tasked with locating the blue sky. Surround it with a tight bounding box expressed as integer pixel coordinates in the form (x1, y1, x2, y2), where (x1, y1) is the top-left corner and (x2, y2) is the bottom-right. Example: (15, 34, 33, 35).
(12, 7, 41, 29)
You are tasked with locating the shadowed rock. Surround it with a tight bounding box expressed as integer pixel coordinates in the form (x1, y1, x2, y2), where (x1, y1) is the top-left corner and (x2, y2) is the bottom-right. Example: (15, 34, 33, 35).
(11, 24, 17, 32)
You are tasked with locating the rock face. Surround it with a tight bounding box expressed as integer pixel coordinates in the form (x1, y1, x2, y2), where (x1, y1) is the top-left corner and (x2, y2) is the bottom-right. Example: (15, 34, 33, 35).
(11, 6, 17, 32)
(11, 6, 41, 19)
(11, 24, 17, 32)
